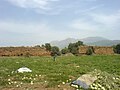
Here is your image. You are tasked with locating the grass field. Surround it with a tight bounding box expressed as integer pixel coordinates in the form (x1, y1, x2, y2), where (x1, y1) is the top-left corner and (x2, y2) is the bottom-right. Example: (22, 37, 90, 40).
(0, 55, 120, 90)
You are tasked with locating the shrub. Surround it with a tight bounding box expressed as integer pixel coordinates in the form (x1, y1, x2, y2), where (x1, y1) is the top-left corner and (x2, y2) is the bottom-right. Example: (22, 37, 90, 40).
(45, 43, 51, 51)
(86, 47, 93, 55)
(114, 44, 120, 54)
(68, 41, 84, 55)
(51, 46, 60, 56)
(61, 47, 69, 54)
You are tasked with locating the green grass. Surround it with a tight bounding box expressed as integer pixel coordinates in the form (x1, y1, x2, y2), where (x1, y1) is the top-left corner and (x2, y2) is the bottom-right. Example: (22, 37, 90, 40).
(0, 55, 120, 89)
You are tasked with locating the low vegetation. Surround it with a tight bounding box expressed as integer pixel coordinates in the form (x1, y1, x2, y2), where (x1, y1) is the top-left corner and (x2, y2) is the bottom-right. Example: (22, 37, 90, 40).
(114, 43, 120, 54)
(0, 55, 120, 90)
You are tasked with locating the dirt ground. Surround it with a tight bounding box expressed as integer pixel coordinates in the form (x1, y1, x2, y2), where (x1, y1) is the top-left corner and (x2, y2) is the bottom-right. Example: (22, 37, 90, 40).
(1, 83, 75, 90)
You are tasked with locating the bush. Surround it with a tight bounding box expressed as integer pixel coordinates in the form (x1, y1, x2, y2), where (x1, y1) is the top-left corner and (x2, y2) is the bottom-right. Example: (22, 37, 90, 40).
(114, 44, 120, 54)
(45, 43, 51, 51)
(61, 47, 69, 54)
(86, 47, 93, 55)
(51, 46, 60, 56)
(68, 41, 84, 55)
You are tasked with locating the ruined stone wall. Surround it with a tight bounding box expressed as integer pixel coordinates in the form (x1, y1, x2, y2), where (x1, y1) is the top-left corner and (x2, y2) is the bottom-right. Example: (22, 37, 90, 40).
(0, 47, 51, 56)
(93, 46, 114, 55)
(79, 46, 90, 54)
(79, 46, 114, 55)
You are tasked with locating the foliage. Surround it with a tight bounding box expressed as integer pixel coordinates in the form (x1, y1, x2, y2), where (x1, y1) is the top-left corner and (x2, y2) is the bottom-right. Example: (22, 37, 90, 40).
(89, 70, 120, 90)
(71, 69, 120, 90)
(41, 44, 45, 48)
(61, 47, 69, 54)
(70, 47, 79, 55)
(51, 46, 60, 56)
(86, 47, 93, 55)
(68, 41, 84, 55)
(114, 43, 120, 54)
(45, 43, 51, 51)
(75, 41, 84, 46)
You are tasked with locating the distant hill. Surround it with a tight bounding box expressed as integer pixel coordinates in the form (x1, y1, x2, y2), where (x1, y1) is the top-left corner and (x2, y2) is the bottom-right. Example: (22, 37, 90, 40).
(80, 37, 109, 43)
(50, 37, 120, 48)
(50, 38, 79, 49)
(87, 40, 120, 46)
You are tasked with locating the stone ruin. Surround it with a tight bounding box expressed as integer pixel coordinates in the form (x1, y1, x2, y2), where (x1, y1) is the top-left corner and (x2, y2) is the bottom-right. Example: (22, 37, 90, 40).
(79, 46, 114, 55)
(0, 47, 51, 56)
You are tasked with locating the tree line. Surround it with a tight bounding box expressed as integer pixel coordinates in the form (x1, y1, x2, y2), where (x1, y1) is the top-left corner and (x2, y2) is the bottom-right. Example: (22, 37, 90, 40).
(44, 41, 85, 56)
(43, 41, 120, 56)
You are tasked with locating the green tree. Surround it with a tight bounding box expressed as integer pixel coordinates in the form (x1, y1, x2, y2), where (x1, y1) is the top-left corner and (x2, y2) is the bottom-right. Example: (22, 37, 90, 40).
(45, 43, 51, 51)
(61, 47, 69, 54)
(71, 47, 79, 55)
(75, 41, 84, 46)
(68, 43, 77, 52)
(68, 41, 84, 55)
(86, 47, 93, 55)
(114, 44, 120, 54)
(51, 46, 60, 56)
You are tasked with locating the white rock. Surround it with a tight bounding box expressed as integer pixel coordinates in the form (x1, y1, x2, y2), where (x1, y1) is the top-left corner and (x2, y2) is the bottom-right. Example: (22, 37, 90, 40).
(17, 67, 32, 73)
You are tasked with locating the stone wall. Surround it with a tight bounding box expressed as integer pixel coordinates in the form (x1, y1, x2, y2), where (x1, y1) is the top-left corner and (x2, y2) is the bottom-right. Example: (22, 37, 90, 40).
(93, 46, 114, 55)
(79, 46, 90, 54)
(0, 47, 51, 56)
(79, 46, 114, 55)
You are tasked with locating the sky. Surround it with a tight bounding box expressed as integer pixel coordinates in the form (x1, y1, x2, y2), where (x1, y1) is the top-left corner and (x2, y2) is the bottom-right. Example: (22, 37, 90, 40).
(0, 0, 120, 46)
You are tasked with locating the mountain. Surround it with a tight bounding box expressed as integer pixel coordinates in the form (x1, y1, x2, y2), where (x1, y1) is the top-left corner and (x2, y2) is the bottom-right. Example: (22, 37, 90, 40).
(50, 37, 120, 49)
(80, 37, 109, 43)
(87, 40, 120, 46)
(50, 38, 79, 49)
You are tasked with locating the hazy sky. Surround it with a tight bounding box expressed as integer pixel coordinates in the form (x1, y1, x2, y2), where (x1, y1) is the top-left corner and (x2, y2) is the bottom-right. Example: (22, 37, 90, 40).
(0, 0, 120, 46)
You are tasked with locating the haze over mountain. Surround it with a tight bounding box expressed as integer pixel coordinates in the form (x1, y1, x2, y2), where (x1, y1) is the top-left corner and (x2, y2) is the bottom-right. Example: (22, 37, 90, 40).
(50, 37, 120, 48)
(88, 40, 120, 46)
(50, 38, 79, 48)
(80, 37, 109, 43)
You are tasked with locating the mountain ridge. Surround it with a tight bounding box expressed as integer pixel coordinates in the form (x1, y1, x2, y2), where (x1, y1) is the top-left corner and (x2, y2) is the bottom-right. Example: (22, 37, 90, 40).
(50, 37, 120, 48)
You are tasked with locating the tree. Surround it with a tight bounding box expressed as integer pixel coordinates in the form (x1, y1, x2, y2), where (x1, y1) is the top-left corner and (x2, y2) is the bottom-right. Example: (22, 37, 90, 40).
(86, 47, 93, 55)
(71, 47, 79, 55)
(68, 43, 74, 52)
(76, 41, 84, 46)
(114, 44, 120, 54)
(51, 46, 60, 56)
(45, 43, 51, 51)
(68, 41, 84, 55)
(41, 44, 45, 47)
(61, 47, 69, 54)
